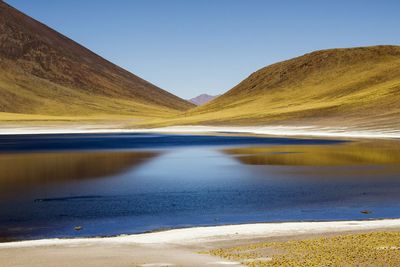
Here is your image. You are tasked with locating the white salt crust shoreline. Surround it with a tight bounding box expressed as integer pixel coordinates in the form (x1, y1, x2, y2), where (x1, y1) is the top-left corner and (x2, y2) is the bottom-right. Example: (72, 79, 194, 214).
(1, 219, 400, 248)
(0, 125, 399, 138)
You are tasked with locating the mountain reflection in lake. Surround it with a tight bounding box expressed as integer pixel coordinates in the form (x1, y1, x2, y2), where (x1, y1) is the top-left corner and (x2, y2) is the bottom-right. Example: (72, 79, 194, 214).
(1, 134, 400, 241)
(0, 151, 159, 197)
(224, 140, 400, 166)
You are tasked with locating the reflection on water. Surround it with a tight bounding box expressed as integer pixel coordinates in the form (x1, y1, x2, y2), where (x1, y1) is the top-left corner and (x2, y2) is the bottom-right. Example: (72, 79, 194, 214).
(224, 140, 400, 166)
(0, 151, 159, 197)
(1, 134, 400, 241)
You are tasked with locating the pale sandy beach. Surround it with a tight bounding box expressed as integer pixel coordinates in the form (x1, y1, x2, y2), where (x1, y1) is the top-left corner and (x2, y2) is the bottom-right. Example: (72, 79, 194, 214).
(1, 219, 400, 266)
(0, 124, 400, 139)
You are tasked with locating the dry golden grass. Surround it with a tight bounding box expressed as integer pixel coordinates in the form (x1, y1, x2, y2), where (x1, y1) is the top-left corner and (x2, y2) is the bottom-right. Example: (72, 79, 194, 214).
(2, 0, 400, 128)
(142, 45, 400, 129)
(208, 232, 400, 266)
(0, 2, 194, 120)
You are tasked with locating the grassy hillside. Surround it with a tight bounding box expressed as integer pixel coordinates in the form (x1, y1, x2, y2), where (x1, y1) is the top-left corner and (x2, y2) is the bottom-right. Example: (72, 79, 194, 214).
(0, 2, 194, 120)
(150, 45, 400, 129)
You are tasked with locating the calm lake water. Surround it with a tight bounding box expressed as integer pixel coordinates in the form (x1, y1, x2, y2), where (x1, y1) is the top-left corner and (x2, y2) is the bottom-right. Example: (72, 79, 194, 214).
(1, 133, 400, 241)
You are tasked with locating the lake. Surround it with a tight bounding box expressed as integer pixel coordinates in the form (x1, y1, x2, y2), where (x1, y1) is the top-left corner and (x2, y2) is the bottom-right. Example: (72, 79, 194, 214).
(1, 133, 400, 241)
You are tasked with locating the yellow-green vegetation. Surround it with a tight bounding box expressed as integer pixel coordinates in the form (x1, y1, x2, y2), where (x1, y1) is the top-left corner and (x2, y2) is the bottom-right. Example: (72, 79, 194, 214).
(224, 140, 400, 166)
(0, 2, 194, 121)
(208, 232, 400, 266)
(0, 112, 136, 122)
(2, 0, 400, 129)
(144, 45, 400, 129)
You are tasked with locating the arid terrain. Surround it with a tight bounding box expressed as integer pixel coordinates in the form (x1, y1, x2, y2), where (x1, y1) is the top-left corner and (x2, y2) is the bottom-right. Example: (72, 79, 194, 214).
(1, 2, 400, 267)
(1, 220, 400, 267)
(146, 45, 400, 132)
(0, 1, 194, 121)
(1, 1, 400, 134)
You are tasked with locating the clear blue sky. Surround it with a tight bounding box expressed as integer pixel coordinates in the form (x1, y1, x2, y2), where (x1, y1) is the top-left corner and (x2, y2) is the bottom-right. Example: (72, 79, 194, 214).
(5, 0, 400, 99)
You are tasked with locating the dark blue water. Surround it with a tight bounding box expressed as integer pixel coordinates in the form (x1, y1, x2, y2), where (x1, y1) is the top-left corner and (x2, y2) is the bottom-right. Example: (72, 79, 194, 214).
(0, 133, 341, 152)
(0, 133, 399, 241)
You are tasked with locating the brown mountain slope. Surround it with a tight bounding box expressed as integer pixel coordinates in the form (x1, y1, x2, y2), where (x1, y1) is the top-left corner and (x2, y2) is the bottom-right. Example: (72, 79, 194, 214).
(0, 1, 194, 118)
(155, 45, 400, 129)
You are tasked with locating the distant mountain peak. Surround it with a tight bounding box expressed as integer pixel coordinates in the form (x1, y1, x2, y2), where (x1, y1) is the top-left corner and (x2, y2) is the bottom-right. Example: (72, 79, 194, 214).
(189, 94, 218, 106)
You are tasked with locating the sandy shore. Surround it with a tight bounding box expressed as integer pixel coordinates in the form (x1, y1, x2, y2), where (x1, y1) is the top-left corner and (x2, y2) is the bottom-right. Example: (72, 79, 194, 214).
(138, 125, 400, 139)
(0, 124, 399, 139)
(1, 219, 400, 266)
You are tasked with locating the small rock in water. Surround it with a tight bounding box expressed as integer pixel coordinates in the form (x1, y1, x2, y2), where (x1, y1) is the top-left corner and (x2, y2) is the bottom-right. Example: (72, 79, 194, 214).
(74, 226, 83, 231)
(360, 210, 372, 214)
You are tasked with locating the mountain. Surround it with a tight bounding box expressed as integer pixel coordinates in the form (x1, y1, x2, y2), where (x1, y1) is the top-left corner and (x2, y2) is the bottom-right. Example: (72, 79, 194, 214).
(0, 2, 194, 120)
(189, 94, 218, 106)
(159, 45, 400, 130)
